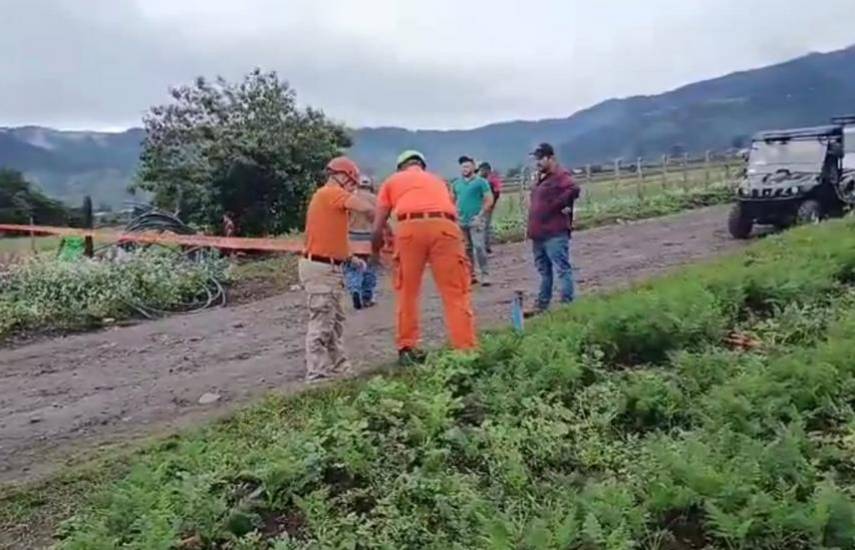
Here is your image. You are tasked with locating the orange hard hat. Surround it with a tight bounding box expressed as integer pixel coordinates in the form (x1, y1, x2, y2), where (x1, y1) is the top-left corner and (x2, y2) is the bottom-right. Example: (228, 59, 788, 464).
(326, 156, 360, 183)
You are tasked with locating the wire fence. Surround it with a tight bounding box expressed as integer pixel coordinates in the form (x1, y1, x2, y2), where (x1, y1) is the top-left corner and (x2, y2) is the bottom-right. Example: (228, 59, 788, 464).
(490, 152, 745, 236)
(502, 153, 744, 194)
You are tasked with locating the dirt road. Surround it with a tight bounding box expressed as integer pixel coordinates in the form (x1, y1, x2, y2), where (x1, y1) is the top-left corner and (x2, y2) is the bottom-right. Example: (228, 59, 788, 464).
(0, 206, 746, 484)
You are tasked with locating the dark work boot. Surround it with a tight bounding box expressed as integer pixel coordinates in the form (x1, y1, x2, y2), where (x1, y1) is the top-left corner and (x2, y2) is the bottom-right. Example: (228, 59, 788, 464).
(351, 292, 363, 310)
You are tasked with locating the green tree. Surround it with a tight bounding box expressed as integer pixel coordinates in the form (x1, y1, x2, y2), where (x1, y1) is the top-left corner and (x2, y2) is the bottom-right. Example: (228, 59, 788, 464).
(135, 69, 351, 235)
(0, 169, 70, 225)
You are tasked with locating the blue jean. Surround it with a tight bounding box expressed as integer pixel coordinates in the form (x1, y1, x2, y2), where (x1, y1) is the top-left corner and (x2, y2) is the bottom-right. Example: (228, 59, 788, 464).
(461, 219, 489, 277)
(532, 233, 574, 310)
(485, 193, 499, 251)
(344, 263, 377, 303)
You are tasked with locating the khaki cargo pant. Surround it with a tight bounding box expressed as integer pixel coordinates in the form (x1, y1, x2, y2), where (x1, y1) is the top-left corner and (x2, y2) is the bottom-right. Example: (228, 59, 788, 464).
(298, 259, 351, 382)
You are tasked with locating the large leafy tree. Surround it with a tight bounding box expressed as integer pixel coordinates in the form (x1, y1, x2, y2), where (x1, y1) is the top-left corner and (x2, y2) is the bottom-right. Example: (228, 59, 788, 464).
(135, 69, 351, 235)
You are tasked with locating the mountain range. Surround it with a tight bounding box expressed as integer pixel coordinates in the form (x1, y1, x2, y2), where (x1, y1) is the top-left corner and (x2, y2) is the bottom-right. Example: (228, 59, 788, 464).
(1, 44, 854, 207)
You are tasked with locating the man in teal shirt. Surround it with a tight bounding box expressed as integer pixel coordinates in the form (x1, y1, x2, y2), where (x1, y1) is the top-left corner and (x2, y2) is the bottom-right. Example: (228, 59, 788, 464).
(451, 155, 494, 286)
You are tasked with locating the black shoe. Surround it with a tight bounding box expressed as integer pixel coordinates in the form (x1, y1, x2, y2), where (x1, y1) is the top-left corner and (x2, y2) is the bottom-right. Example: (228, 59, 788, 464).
(352, 292, 363, 310)
(398, 348, 427, 366)
(362, 298, 376, 308)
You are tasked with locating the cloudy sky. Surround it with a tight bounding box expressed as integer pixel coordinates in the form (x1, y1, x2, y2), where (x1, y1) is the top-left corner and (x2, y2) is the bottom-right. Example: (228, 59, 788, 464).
(1, 0, 853, 131)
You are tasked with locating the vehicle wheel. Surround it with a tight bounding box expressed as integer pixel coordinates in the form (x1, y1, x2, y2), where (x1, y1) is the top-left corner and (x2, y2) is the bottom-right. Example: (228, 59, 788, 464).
(728, 203, 753, 239)
(796, 199, 823, 225)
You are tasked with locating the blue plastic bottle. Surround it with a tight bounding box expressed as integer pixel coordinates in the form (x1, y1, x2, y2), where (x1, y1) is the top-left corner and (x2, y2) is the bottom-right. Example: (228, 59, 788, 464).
(511, 290, 524, 332)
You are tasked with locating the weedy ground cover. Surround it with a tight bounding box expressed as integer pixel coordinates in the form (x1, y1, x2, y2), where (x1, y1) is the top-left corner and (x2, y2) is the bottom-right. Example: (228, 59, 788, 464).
(0, 248, 229, 339)
(5, 217, 855, 549)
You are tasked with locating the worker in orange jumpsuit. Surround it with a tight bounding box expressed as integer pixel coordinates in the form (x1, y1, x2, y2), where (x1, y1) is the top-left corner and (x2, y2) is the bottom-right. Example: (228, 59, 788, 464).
(300, 156, 375, 382)
(371, 150, 477, 365)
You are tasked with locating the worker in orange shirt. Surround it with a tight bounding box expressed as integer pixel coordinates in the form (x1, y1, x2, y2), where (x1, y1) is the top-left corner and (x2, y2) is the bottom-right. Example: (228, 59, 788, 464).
(371, 150, 477, 365)
(300, 156, 375, 382)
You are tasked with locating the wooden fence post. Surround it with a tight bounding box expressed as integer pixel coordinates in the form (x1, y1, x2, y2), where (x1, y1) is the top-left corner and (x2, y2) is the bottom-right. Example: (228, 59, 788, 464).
(636, 157, 644, 199)
(613, 158, 621, 197)
(661, 154, 669, 191)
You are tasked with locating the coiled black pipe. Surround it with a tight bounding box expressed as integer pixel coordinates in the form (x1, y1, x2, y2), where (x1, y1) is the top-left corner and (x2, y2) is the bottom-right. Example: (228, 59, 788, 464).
(101, 209, 228, 317)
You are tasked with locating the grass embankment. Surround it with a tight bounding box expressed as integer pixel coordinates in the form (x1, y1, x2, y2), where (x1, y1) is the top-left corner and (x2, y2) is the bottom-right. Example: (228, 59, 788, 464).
(5, 217, 855, 549)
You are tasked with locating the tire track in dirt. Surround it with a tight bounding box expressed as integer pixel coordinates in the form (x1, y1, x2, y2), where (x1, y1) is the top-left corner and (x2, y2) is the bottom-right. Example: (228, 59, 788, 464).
(0, 206, 745, 485)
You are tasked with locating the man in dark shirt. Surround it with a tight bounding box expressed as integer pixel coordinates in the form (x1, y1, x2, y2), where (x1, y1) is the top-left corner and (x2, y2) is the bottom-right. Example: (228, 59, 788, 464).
(527, 143, 580, 313)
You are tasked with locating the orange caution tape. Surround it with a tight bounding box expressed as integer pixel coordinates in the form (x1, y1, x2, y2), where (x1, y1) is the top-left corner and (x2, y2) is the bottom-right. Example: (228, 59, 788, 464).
(0, 223, 379, 256)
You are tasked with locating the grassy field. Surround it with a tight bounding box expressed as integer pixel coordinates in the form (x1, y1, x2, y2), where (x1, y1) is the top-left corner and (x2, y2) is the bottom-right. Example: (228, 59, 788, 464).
(492, 162, 736, 229)
(0, 236, 63, 257)
(0, 236, 117, 264)
(4, 217, 855, 549)
(575, 161, 738, 203)
(492, 182, 732, 243)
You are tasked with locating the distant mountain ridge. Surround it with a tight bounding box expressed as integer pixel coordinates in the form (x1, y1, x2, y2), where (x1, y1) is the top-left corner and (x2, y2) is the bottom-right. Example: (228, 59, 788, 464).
(0, 126, 145, 207)
(2, 44, 854, 206)
(349, 44, 855, 175)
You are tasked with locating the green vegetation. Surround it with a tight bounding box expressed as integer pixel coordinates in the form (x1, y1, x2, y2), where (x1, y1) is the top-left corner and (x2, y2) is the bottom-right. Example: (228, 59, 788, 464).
(0, 248, 228, 339)
(5, 218, 855, 548)
(0, 235, 63, 256)
(0, 169, 76, 226)
(135, 70, 350, 236)
(493, 183, 731, 242)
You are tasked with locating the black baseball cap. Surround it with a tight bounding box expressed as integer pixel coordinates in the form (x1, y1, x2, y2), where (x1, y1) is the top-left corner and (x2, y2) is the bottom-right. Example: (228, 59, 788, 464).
(531, 142, 555, 159)
(478, 161, 492, 171)
(458, 155, 475, 164)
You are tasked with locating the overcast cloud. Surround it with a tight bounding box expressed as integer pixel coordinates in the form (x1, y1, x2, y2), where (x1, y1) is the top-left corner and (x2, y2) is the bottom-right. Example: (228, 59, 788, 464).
(1, 0, 853, 131)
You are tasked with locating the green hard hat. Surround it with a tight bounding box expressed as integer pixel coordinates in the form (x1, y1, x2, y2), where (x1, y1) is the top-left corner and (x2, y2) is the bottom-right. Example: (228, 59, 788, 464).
(396, 150, 426, 169)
